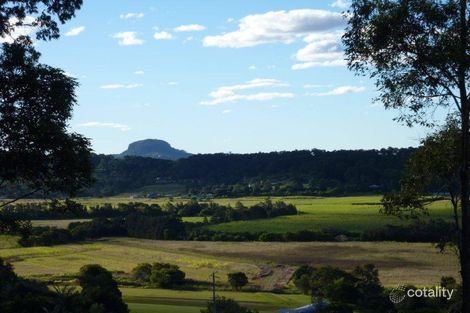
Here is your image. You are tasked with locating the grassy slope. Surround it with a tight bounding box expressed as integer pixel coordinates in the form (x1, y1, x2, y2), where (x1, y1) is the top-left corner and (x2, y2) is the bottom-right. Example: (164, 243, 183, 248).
(0, 237, 458, 287)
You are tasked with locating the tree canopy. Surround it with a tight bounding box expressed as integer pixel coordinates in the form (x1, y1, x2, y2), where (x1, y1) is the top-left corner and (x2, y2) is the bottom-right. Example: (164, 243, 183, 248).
(0, 1, 92, 206)
(0, 43, 93, 205)
(343, 0, 469, 126)
(344, 1, 470, 311)
(0, 0, 83, 42)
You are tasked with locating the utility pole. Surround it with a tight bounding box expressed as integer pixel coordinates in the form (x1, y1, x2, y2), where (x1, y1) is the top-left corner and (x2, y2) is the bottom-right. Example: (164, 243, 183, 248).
(212, 272, 217, 313)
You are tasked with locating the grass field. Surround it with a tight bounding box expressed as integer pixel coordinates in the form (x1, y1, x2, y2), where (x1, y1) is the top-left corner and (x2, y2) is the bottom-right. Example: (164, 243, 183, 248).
(1, 195, 458, 312)
(0, 237, 458, 287)
(207, 196, 453, 233)
(23, 195, 455, 233)
(122, 288, 311, 313)
(31, 219, 91, 228)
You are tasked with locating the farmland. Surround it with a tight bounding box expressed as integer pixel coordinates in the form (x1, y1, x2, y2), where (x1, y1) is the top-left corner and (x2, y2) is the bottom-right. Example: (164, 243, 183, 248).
(1, 195, 459, 312)
(0, 237, 458, 287)
(22, 195, 455, 232)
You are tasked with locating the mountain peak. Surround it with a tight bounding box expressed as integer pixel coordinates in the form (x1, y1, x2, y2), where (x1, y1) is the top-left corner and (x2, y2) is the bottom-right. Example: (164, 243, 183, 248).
(119, 139, 191, 160)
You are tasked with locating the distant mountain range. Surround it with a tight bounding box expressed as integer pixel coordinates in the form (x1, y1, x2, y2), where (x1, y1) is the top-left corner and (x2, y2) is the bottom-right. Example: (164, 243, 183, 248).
(117, 139, 191, 160)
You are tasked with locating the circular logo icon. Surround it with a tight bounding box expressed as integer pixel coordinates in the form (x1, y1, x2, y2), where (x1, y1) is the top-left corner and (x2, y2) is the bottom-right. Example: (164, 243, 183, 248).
(389, 285, 407, 304)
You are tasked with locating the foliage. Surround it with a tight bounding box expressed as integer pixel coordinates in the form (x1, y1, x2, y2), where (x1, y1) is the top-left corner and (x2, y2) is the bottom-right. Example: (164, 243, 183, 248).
(79, 148, 413, 197)
(0, 257, 128, 313)
(0, 0, 83, 42)
(149, 263, 186, 288)
(201, 296, 259, 313)
(381, 120, 462, 255)
(293, 264, 394, 313)
(78, 264, 129, 313)
(131, 263, 152, 282)
(343, 1, 467, 126)
(343, 1, 470, 311)
(381, 119, 460, 218)
(130, 262, 186, 289)
(227, 272, 249, 291)
(0, 43, 93, 206)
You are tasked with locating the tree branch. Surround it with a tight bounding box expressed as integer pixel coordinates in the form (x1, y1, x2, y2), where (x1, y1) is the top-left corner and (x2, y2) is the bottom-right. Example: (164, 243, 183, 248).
(0, 188, 41, 208)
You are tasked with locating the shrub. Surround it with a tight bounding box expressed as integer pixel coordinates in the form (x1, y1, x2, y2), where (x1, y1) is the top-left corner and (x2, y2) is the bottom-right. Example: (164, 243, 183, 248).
(227, 272, 249, 291)
(131, 263, 152, 282)
(149, 263, 186, 288)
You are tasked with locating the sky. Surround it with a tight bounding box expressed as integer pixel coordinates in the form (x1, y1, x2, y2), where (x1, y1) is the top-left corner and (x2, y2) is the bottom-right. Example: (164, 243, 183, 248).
(16, 0, 448, 154)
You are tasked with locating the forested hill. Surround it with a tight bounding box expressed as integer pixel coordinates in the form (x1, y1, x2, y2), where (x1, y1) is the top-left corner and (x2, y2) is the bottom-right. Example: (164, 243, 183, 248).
(85, 147, 414, 197)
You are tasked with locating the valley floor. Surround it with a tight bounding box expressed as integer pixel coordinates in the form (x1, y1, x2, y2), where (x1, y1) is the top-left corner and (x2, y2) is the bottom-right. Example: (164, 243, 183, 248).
(0, 237, 458, 287)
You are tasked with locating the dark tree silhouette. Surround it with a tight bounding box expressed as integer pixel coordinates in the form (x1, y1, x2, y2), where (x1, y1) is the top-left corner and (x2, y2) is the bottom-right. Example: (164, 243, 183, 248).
(343, 1, 470, 311)
(0, 1, 92, 206)
(78, 264, 129, 313)
(227, 272, 248, 291)
(382, 118, 461, 253)
(0, 43, 93, 206)
(0, 0, 83, 41)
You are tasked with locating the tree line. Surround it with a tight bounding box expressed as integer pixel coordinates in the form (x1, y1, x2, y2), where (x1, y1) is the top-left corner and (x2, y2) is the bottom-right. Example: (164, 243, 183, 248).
(65, 148, 414, 197)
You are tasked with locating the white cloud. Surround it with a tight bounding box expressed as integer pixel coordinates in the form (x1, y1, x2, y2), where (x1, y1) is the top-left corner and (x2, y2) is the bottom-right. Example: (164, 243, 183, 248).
(65, 26, 85, 36)
(248, 65, 257, 70)
(153, 31, 173, 40)
(167, 81, 179, 86)
(113, 32, 144, 45)
(292, 31, 346, 69)
(174, 24, 206, 32)
(227, 18, 235, 23)
(330, 0, 351, 9)
(203, 9, 348, 70)
(203, 9, 345, 48)
(201, 78, 294, 105)
(77, 122, 131, 132)
(0, 16, 36, 43)
(120, 13, 144, 20)
(307, 85, 366, 96)
(134, 70, 145, 75)
(222, 109, 232, 114)
(100, 84, 143, 89)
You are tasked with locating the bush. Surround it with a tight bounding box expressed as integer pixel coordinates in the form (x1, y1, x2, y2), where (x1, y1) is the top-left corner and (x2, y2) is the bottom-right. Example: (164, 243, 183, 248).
(149, 263, 186, 288)
(131, 263, 152, 282)
(227, 272, 248, 291)
(78, 264, 129, 313)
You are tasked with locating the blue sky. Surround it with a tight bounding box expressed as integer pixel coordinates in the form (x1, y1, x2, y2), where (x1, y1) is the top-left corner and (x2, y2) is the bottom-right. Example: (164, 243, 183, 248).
(29, 0, 439, 154)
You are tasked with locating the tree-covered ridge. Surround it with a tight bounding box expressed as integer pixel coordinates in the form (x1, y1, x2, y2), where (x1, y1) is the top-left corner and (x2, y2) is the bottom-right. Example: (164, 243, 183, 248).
(86, 147, 414, 196)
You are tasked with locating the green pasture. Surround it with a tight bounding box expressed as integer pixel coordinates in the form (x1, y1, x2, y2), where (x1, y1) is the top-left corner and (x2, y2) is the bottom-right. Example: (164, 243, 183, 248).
(123, 288, 310, 313)
(208, 196, 453, 233)
(21, 195, 455, 234)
